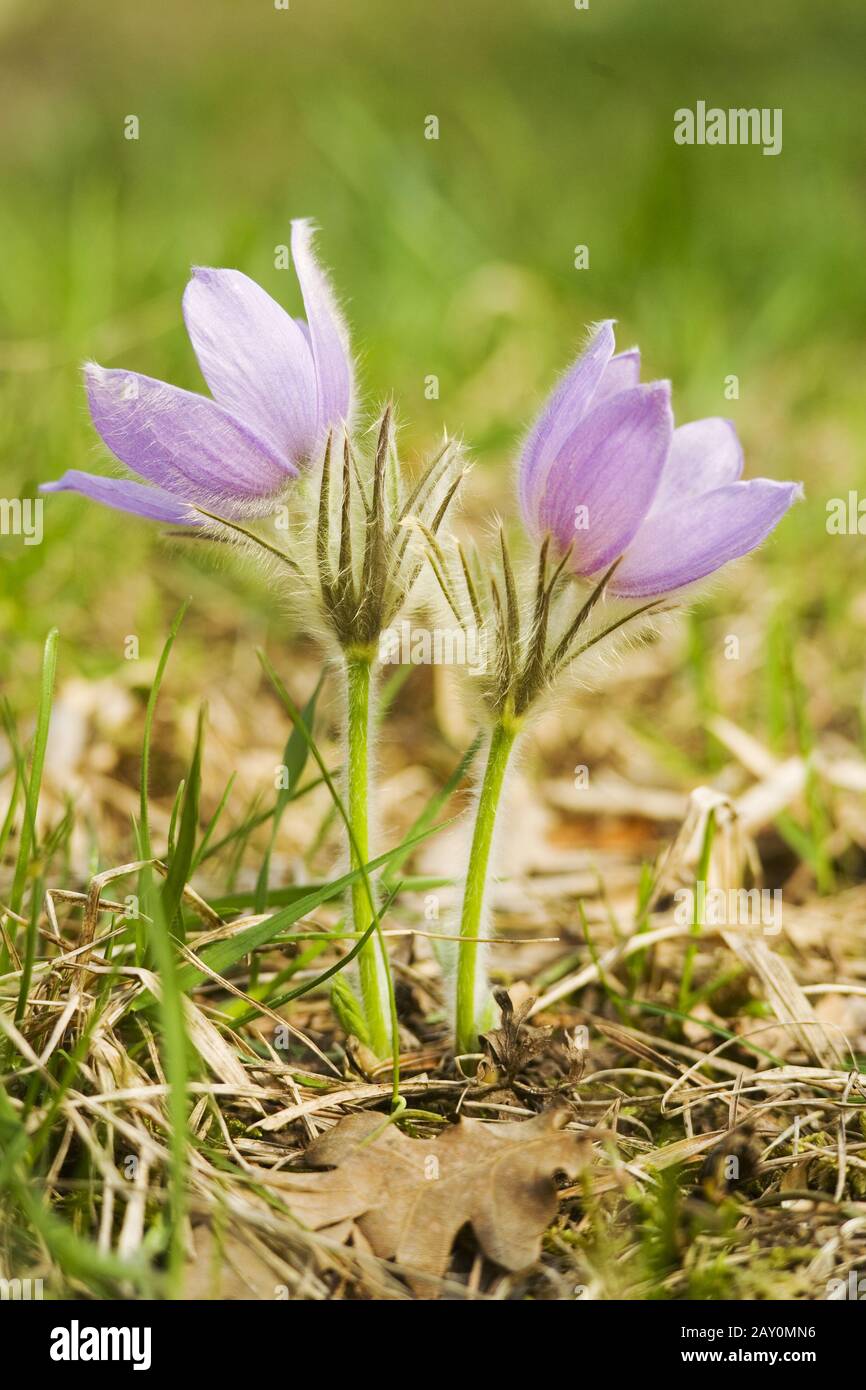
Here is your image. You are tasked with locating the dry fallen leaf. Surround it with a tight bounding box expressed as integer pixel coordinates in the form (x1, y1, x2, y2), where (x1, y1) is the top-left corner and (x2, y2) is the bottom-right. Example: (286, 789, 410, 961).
(267, 1108, 590, 1294)
(183, 1225, 282, 1301)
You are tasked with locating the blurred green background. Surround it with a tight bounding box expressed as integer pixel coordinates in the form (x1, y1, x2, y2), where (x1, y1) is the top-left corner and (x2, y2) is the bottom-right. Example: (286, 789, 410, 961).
(1, 0, 865, 724)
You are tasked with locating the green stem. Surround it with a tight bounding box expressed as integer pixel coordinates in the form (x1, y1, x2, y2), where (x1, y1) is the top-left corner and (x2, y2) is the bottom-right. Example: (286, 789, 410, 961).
(455, 717, 519, 1055)
(345, 650, 391, 1057)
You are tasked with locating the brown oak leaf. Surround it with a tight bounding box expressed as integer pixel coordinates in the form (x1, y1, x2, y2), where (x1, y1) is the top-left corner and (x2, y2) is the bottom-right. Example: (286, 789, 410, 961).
(266, 1107, 589, 1295)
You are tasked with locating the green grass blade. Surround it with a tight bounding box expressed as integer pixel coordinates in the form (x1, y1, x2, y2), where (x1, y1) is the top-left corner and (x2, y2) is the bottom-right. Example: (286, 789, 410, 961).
(132, 820, 446, 1009)
(678, 808, 716, 1015)
(203, 872, 452, 917)
(140, 598, 190, 861)
(10, 627, 58, 916)
(190, 771, 237, 872)
(161, 703, 205, 940)
(382, 732, 480, 889)
(12, 629, 58, 1020)
(254, 671, 324, 911)
(140, 877, 192, 1297)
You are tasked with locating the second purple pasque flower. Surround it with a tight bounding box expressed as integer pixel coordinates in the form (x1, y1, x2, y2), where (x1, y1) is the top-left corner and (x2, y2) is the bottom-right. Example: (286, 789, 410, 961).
(519, 320, 802, 597)
(41, 220, 353, 524)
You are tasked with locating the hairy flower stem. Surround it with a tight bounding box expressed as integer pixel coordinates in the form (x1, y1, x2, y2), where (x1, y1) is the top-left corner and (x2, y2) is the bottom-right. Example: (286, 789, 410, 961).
(345, 650, 391, 1057)
(456, 715, 520, 1056)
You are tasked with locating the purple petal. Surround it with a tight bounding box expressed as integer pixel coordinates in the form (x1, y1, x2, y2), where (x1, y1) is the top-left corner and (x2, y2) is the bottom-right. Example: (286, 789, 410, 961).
(85, 364, 293, 510)
(536, 382, 673, 573)
(594, 347, 641, 402)
(182, 268, 318, 465)
(291, 220, 354, 434)
(610, 479, 803, 597)
(649, 417, 743, 515)
(519, 320, 616, 523)
(40, 471, 202, 525)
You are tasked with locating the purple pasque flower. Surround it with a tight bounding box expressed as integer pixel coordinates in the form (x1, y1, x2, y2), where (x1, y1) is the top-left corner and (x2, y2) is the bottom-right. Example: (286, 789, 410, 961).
(519, 320, 802, 597)
(40, 221, 354, 524)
